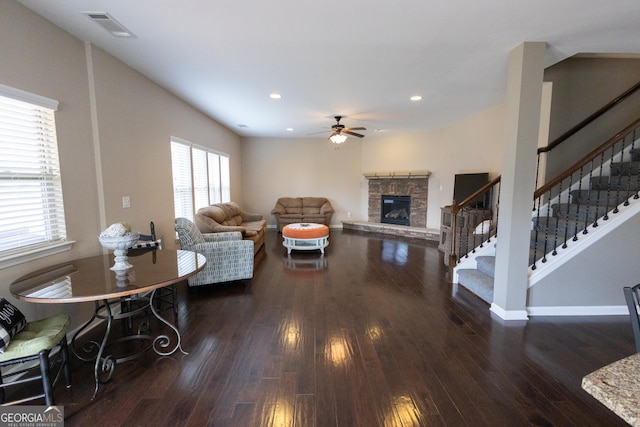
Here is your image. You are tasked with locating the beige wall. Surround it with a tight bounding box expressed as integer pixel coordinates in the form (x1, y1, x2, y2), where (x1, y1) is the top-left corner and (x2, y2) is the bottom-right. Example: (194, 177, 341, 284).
(89, 44, 242, 244)
(1, 1, 98, 321)
(362, 104, 505, 230)
(543, 57, 640, 181)
(0, 2, 241, 323)
(241, 137, 363, 225)
(242, 103, 505, 231)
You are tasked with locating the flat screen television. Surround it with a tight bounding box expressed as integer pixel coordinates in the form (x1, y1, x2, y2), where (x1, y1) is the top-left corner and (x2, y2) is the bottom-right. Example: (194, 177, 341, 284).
(453, 172, 489, 208)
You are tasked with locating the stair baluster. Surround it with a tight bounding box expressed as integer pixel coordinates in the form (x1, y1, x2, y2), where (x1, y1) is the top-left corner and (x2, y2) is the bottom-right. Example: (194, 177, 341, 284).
(562, 173, 573, 249)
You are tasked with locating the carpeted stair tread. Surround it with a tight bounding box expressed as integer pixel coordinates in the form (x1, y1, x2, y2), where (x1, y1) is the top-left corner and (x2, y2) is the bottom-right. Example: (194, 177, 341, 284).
(457, 269, 494, 304)
(531, 218, 584, 236)
(590, 175, 640, 191)
(610, 161, 640, 176)
(530, 230, 573, 248)
(570, 189, 636, 206)
(550, 203, 610, 221)
(476, 256, 495, 278)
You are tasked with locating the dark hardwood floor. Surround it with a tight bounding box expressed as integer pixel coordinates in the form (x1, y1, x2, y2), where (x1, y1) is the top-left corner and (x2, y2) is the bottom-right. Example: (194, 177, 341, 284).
(52, 229, 633, 426)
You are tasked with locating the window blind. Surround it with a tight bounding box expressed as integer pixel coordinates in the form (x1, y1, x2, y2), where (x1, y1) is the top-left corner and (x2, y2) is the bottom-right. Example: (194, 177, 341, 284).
(170, 140, 194, 221)
(192, 146, 209, 212)
(220, 155, 230, 203)
(208, 152, 221, 204)
(0, 93, 67, 255)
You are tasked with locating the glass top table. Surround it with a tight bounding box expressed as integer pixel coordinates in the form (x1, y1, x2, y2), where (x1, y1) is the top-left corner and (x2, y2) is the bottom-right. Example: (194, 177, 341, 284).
(10, 249, 206, 398)
(10, 249, 205, 303)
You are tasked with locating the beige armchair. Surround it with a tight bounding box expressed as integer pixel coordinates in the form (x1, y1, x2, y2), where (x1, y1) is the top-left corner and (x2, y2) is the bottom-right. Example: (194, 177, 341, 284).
(271, 197, 334, 232)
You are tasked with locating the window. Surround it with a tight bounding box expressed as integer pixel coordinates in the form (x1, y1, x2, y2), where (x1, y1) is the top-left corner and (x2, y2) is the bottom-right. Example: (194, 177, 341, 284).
(170, 138, 230, 221)
(0, 84, 69, 266)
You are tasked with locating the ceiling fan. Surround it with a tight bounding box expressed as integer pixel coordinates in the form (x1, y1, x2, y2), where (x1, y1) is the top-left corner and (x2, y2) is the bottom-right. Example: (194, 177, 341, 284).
(328, 116, 366, 144)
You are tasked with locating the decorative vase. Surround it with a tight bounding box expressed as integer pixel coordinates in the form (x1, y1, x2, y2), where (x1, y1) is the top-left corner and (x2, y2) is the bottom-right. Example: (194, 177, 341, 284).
(98, 232, 140, 274)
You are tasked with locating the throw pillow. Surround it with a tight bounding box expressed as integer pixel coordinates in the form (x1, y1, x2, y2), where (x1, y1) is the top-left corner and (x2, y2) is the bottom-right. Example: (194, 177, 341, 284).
(0, 298, 27, 353)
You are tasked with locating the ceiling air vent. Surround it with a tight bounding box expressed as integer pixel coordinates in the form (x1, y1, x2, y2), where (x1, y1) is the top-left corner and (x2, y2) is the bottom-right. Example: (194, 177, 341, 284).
(83, 12, 135, 38)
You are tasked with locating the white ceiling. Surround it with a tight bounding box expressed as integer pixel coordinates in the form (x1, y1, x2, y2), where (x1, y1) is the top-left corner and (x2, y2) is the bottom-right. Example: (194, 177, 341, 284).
(17, 0, 640, 138)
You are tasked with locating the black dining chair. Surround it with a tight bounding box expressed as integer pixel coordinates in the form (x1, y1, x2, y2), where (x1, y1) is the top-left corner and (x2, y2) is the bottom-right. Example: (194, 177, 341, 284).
(0, 311, 72, 406)
(127, 221, 178, 323)
(623, 284, 640, 352)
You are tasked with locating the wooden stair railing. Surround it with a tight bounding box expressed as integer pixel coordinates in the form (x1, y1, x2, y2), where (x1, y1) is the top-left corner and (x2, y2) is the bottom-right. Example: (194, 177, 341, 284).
(448, 176, 501, 271)
(536, 80, 640, 188)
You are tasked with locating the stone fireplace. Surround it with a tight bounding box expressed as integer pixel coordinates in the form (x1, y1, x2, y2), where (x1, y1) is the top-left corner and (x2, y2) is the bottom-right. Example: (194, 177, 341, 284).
(365, 171, 430, 228)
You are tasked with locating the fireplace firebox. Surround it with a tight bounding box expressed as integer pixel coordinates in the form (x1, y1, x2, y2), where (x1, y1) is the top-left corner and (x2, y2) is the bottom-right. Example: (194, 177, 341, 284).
(381, 195, 411, 226)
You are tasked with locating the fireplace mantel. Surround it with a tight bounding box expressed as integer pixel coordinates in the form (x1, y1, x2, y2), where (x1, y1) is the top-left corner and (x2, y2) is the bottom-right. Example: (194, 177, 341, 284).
(364, 170, 431, 179)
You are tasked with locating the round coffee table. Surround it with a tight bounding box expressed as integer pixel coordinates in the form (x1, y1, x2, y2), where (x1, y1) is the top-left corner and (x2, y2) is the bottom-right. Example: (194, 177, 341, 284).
(282, 223, 329, 255)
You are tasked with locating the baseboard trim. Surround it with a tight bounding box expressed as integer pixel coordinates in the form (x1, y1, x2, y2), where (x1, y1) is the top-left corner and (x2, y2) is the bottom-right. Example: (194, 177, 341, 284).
(490, 303, 529, 321)
(527, 305, 629, 316)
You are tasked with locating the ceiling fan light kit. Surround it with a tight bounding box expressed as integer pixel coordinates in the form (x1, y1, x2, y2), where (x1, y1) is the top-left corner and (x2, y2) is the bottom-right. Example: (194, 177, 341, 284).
(329, 133, 348, 144)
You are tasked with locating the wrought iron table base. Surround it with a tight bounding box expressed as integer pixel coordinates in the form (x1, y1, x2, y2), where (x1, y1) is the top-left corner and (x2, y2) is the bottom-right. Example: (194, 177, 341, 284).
(71, 288, 187, 398)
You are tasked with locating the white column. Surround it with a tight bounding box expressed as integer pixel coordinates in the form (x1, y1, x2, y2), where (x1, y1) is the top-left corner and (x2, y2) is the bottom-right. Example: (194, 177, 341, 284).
(491, 42, 546, 321)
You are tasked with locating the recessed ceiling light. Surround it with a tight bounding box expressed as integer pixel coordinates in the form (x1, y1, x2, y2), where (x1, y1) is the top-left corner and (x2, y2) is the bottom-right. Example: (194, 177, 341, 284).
(410, 95, 423, 101)
(237, 124, 249, 128)
(270, 93, 282, 99)
(286, 128, 294, 132)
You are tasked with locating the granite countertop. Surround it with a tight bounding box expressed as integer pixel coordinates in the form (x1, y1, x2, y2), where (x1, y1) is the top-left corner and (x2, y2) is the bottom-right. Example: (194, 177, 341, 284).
(582, 352, 640, 426)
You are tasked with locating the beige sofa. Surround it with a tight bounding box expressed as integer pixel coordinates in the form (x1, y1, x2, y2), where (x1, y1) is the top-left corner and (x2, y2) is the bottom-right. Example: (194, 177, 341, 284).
(195, 202, 266, 254)
(271, 197, 334, 232)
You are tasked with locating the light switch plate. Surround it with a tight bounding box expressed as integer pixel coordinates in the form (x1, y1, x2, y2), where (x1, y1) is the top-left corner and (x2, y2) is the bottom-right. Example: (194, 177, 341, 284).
(122, 196, 131, 208)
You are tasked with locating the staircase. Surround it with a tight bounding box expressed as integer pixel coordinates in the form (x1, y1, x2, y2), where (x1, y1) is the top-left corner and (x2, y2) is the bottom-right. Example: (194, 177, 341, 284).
(450, 82, 640, 307)
(457, 255, 495, 303)
(455, 137, 640, 305)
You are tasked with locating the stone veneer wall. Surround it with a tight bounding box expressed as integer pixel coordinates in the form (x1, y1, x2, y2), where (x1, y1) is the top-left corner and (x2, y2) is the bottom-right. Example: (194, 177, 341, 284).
(367, 177, 429, 228)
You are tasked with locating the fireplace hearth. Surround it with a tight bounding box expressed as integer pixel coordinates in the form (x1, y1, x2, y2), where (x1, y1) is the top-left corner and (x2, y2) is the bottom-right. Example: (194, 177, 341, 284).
(381, 195, 411, 226)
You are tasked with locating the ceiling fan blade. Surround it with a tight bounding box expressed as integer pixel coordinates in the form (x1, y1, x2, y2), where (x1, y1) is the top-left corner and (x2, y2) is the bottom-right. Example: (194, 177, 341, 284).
(343, 130, 364, 138)
(344, 127, 366, 131)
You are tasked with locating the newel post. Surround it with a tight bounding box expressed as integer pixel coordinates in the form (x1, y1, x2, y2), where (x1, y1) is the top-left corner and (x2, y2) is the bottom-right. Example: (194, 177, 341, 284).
(448, 201, 460, 281)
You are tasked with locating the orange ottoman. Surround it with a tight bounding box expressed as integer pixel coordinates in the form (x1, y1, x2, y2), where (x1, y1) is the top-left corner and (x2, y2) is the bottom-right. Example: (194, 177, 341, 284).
(282, 223, 329, 255)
